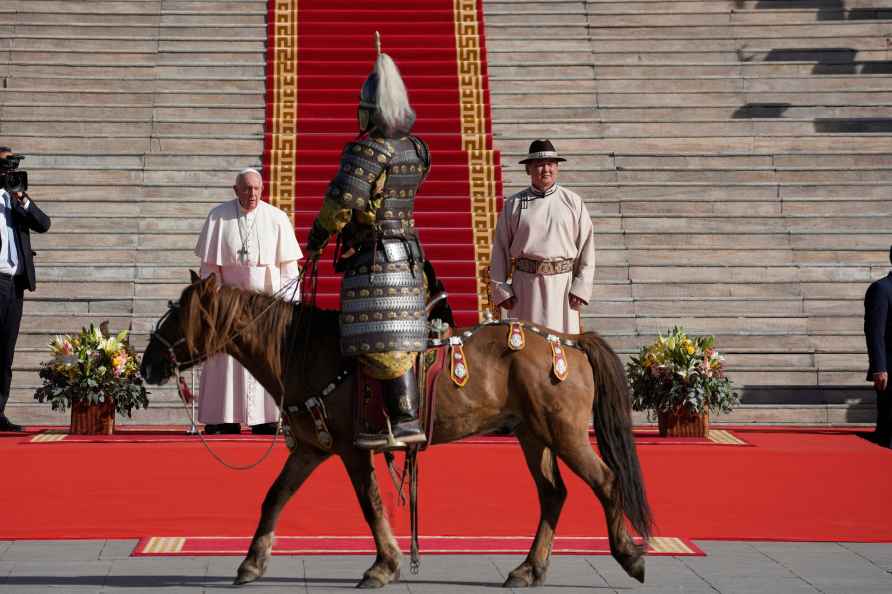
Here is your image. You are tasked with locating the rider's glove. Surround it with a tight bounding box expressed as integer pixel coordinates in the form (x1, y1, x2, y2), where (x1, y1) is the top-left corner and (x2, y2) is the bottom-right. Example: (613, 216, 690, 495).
(305, 219, 331, 258)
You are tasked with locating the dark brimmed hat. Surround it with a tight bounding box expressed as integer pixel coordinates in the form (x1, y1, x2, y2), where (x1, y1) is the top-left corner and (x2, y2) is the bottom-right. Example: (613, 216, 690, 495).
(519, 139, 566, 164)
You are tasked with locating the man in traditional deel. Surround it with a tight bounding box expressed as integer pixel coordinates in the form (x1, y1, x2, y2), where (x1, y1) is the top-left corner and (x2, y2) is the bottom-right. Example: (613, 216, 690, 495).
(194, 168, 302, 434)
(304, 43, 430, 450)
(489, 139, 596, 334)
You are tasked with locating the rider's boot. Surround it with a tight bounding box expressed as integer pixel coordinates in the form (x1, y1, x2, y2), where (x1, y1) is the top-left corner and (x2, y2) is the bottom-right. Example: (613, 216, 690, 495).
(382, 369, 426, 446)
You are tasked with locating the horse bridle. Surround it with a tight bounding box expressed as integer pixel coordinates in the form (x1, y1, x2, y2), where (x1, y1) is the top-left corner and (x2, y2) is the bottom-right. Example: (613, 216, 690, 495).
(150, 300, 206, 375)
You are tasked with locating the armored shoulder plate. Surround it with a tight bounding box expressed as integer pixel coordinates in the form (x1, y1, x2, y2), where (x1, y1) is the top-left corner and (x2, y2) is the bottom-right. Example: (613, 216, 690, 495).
(327, 138, 395, 210)
(408, 135, 431, 172)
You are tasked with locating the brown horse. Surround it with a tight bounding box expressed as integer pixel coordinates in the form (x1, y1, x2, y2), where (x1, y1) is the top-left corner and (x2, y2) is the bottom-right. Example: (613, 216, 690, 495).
(140, 273, 653, 588)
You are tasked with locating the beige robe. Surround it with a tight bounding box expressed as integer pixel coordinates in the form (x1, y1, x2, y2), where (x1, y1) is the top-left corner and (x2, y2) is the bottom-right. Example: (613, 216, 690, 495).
(489, 184, 595, 334)
(194, 199, 302, 425)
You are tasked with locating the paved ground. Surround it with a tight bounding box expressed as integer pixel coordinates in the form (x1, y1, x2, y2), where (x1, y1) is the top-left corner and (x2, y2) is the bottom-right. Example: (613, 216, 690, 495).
(0, 540, 890, 593)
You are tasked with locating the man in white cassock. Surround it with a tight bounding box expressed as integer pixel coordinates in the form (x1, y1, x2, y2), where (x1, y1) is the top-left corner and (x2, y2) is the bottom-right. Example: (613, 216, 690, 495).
(194, 168, 302, 434)
(490, 139, 595, 334)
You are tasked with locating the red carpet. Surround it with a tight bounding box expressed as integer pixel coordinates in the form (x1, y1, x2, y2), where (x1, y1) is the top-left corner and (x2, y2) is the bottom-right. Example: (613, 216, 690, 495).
(263, 0, 502, 326)
(2, 430, 890, 543)
(132, 535, 703, 557)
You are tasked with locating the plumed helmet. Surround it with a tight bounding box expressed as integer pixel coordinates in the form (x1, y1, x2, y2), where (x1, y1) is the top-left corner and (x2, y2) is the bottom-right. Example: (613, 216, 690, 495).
(358, 33, 415, 137)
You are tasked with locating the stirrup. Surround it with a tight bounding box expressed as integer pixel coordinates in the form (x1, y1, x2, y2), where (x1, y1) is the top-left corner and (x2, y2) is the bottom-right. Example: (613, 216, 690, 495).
(353, 419, 408, 451)
(381, 417, 410, 452)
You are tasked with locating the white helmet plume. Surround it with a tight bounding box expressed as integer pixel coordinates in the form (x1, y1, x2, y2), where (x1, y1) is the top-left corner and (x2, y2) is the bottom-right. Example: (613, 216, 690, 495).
(373, 52, 414, 134)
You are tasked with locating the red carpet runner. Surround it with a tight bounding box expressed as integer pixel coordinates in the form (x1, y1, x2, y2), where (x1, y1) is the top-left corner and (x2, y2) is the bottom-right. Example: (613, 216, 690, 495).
(263, 0, 502, 325)
(2, 430, 891, 543)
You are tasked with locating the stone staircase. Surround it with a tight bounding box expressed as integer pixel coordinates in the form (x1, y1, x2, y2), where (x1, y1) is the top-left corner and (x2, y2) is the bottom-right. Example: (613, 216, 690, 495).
(483, 0, 892, 424)
(1, 0, 268, 424)
(3, 0, 888, 426)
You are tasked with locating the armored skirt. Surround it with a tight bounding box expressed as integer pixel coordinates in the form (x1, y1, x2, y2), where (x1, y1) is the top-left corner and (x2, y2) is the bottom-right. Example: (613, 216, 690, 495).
(339, 235, 427, 380)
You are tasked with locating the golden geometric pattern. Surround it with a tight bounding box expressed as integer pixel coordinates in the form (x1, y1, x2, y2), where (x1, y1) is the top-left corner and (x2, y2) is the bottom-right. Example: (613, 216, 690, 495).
(706, 429, 749, 446)
(30, 431, 67, 443)
(266, 0, 299, 218)
(647, 536, 696, 554)
(453, 0, 500, 320)
(142, 537, 186, 554)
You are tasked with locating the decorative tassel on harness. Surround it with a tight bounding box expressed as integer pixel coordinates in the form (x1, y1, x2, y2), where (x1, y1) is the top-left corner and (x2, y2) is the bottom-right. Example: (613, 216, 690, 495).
(177, 375, 195, 404)
(507, 322, 526, 351)
(449, 336, 469, 387)
(547, 334, 569, 382)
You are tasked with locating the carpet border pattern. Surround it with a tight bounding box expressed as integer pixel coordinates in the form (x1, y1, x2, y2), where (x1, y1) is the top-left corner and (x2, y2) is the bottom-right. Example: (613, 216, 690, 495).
(264, 0, 299, 218)
(453, 0, 500, 319)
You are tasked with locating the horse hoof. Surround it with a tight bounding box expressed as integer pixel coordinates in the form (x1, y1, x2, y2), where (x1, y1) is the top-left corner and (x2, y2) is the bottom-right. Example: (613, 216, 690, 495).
(502, 575, 531, 588)
(234, 561, 264, 586)
(356, 576, 386, 589)
(624, 556, 645, 583)
(233, 571, 259, 586)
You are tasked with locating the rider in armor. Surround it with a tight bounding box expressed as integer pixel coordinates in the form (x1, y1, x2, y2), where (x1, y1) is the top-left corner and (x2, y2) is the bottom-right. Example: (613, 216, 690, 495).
(305, 40, 430, 450)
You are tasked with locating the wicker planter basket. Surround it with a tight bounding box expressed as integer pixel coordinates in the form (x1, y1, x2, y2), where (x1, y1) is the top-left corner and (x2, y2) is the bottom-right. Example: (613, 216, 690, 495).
(70, 398, 115, 435)
(657, 409, 709, 438)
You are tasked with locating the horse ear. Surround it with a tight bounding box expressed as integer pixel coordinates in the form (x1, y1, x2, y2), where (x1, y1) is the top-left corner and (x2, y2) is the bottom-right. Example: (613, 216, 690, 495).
(205, 271, 220, 290)
(189, 270, 200, 284)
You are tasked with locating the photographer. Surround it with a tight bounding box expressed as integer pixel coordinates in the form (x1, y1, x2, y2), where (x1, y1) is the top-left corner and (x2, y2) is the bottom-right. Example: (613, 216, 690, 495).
(0, 146, 51, 432)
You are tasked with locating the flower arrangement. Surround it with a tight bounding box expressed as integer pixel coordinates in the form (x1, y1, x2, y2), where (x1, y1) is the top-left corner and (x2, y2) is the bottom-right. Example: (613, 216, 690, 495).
(34, 322, 149, 416)
(626, 326, 739, 417)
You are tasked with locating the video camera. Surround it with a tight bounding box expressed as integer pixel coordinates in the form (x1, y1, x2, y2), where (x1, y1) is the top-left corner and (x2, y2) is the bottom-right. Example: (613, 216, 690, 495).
(0, 154, 28, 194)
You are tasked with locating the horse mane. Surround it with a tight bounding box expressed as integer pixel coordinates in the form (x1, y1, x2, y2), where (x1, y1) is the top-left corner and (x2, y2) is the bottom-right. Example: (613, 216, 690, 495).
(180, 280, 340, 380)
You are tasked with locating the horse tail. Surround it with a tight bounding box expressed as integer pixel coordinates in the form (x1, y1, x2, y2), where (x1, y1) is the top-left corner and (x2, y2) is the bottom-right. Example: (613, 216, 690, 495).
(579, 332, 653, 540)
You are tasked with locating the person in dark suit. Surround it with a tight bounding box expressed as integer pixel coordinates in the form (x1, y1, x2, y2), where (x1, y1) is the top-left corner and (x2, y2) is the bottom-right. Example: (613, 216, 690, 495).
(0, 146, 51, 432)
(864, 246, 892, 448)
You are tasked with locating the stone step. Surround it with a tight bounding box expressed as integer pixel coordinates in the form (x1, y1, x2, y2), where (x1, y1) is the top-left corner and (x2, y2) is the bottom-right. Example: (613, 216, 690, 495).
(28, 185, 250, 201)
(586, 23, 892, 40)
(2, 119, 262, 137)
(595, 106, 892, 121)
(14, 11, 266, 25)
(611, 153, 892, 169)
(591, 248, 887, 267)
(591, 50, 890, 65)
(10, 50, 264, 66)
(13, 25, 266, 39)
(499, 182, 892, 200)
(497, 119, 886, 137)
(594, 91, 892, 107)
(7, 77, 264, 93)
(595, 282, 862, 301)
(593, 77, 892, 94)
(590, 37, 891, 53)
(585, 10, 892, 26)
(594, 62, 892, 77)
(498, 105, 892, 123)
(496, 135, 892, 154)
(582, 0, 890, 12)
(503, 167, 892, 184)
(2, 91, 265, 107)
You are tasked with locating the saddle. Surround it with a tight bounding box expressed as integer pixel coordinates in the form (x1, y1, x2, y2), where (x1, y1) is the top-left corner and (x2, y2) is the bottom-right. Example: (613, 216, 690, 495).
(352, 318, 576, 449)
(353, 323, 451, 451)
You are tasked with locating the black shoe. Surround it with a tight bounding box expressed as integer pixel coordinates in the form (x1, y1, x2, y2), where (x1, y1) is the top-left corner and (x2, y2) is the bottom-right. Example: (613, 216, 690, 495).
(251, 422, 278, 435)
(204, 423, 241, 435)
(391, 419, 426, 444)
(0, 416, 23, 432)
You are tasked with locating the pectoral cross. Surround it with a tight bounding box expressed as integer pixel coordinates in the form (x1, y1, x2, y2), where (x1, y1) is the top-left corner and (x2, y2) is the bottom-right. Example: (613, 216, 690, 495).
(237, 246, 249, 262)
